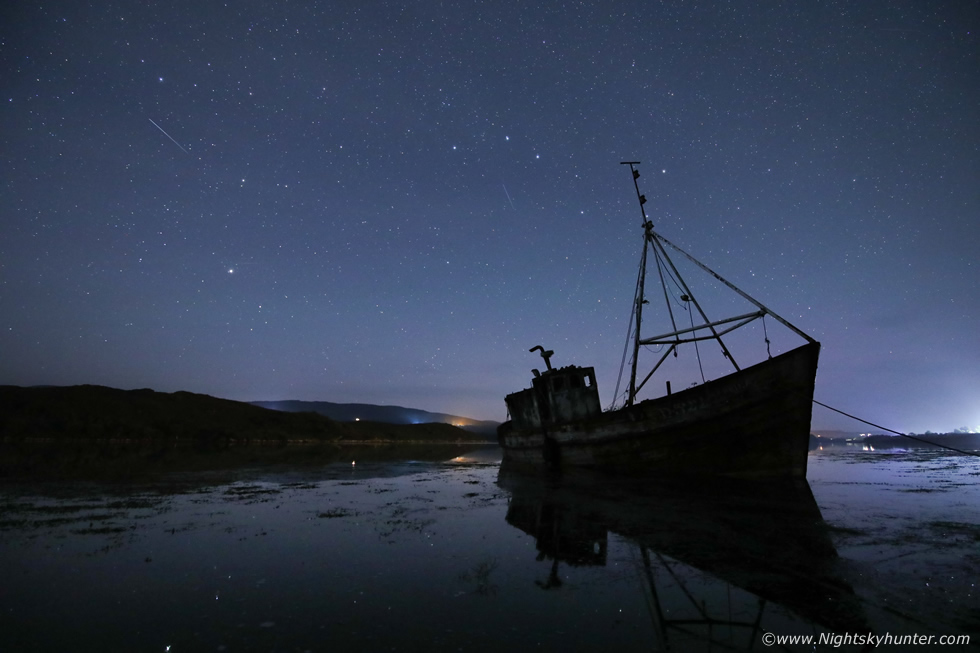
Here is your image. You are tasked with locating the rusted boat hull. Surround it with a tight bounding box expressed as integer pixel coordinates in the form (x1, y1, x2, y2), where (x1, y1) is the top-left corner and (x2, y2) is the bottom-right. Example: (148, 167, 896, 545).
(497, 341, 820, 478)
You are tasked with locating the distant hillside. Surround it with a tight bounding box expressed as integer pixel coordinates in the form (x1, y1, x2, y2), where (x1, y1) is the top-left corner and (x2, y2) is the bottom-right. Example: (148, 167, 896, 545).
(0, 385, 492, 444)
(252, 399, 500, 437)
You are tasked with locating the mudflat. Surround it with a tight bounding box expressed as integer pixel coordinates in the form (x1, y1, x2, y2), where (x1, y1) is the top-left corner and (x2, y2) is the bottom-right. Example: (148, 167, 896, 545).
(0, 446, 976, 652)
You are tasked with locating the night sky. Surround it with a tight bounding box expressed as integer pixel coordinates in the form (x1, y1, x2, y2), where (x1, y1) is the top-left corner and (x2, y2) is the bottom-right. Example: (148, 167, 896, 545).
(2, 1, 977, 433)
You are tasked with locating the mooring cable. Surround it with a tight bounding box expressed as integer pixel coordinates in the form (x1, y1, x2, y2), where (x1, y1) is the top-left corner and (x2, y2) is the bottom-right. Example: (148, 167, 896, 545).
(812, 398, 980, 458)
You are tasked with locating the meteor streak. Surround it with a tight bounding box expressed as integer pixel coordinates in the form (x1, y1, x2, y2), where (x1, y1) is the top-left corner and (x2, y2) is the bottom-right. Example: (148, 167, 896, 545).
(502, 183, 516, 210)
(148, 118, 188, 153)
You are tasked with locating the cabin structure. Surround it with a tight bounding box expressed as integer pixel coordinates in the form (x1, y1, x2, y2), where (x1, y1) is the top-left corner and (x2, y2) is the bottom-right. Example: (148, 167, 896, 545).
(505, 365, 601, 430)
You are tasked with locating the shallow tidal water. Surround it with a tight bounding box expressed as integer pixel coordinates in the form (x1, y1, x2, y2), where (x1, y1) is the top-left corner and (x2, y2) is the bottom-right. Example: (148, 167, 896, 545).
(1, 445, 977, 652)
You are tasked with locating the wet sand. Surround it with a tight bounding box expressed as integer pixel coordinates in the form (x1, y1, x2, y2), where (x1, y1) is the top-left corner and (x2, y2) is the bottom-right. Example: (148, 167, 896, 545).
(0, 445, 976, 651)
(807, 448, 979, 642)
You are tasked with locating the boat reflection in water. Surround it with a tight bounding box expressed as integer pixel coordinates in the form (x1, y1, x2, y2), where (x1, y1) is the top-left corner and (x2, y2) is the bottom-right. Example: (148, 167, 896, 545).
(497, 460, 868, 649)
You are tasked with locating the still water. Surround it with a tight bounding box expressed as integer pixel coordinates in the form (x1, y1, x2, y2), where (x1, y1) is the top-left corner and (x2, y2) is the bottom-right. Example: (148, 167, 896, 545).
(1, 446, 977, 652)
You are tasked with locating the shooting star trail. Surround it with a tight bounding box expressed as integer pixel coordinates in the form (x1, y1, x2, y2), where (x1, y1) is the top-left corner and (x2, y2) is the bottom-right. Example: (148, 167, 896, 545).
(502, 183, 516, 210)
(148, 118, 188, 154)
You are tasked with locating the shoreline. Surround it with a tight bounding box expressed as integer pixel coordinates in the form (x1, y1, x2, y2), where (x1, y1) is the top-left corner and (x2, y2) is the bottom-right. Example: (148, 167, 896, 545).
(0, 440, 501, 482)
(2, 437, 498, 445)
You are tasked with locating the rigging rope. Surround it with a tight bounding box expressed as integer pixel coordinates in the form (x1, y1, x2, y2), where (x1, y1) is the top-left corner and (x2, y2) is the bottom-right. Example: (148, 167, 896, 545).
(812, 399, 980, 458)
(658, 251, 687, 309)
(611, 250, 646, 411)
(610, 318, 633, 411)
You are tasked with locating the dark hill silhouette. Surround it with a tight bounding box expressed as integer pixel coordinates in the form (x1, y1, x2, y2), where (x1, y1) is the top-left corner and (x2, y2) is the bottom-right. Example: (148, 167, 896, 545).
(0, 385, 492, 444)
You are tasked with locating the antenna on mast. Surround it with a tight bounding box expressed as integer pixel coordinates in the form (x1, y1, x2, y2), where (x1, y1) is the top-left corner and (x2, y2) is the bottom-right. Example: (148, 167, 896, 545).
(620, 162, 651, 229)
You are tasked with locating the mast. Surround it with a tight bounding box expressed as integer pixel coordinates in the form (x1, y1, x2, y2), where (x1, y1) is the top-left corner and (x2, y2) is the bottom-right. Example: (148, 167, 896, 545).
(621, 162, 736, 404)
(620, 162, 650, 407)
(617, 162, 816, 408)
